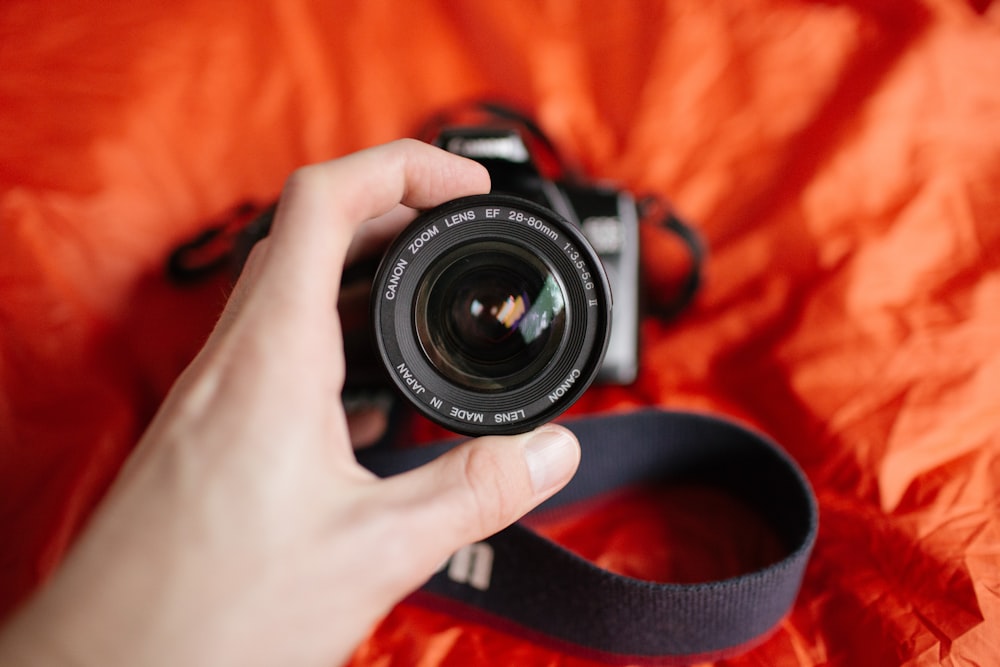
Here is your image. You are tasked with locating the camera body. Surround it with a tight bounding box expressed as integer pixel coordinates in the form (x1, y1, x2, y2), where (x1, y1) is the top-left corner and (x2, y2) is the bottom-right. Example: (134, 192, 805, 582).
(433, 126, 640, 385)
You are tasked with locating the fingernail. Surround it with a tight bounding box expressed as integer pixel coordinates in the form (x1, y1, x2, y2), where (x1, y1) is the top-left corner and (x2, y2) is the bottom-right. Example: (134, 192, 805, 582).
(523, 425, 579, 496)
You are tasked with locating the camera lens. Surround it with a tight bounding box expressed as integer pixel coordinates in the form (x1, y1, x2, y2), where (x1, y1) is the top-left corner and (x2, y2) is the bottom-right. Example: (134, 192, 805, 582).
(415, 244, 566, 392)
(372, 194, 611, 436)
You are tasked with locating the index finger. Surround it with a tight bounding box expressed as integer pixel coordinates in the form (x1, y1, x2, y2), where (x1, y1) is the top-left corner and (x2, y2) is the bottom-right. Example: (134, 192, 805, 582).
(259, 139, 490, 306)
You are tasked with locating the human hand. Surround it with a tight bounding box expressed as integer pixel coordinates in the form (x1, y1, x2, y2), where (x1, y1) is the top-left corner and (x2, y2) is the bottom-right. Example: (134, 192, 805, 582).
(0, 140, 581, 667)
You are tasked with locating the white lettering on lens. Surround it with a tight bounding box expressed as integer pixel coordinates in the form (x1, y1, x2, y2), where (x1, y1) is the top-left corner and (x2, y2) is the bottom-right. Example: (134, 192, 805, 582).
(508, 210, 559, 241)
(384, 257, 408, 301)
(445, 210, 476, 227)
(408, 225, 439, 255)
(494, 409, 526, 424)
(547, 369, 582, 403)
(395, 363, 426, 395)
(450, 407, 485, 423)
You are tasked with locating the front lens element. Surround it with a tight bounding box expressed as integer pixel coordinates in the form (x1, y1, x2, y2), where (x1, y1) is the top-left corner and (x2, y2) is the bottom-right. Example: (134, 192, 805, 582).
(416, 244, 566, 392)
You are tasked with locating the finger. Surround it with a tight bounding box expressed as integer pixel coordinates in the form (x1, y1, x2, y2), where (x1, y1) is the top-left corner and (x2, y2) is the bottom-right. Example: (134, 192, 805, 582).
(259, 139, 490, 307)
(380, 425, 580, 570)
(207, 236, 271, 341)
(216, 198, 408, 340)
(344, 203, 418, 268)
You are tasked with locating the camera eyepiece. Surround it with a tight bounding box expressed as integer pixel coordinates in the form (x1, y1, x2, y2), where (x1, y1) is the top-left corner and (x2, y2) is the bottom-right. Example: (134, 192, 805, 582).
(372, 194, 612, 436)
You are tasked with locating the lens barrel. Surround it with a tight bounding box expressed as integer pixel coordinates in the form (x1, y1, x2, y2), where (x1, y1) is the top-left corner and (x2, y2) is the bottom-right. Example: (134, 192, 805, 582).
(371, 194, 612, 436)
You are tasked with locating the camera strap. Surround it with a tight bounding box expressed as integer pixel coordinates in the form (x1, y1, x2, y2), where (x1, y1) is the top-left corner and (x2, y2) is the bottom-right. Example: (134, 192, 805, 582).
(356, 409, 818, 664)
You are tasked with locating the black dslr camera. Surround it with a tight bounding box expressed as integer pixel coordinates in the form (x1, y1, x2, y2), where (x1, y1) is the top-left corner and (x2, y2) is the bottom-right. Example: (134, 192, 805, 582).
(365, 105, 646, 435)
(169, 104, 701, 438)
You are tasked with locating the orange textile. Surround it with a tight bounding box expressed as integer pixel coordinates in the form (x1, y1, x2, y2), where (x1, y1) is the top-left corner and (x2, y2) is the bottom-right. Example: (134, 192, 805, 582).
(1, 0, 999, 664)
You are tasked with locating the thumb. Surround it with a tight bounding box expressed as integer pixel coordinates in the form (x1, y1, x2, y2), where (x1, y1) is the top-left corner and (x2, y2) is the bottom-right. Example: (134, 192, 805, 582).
(383, 425, 580, 564)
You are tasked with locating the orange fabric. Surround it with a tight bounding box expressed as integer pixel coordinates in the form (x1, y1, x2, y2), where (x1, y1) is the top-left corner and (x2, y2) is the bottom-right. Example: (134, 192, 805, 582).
(2, 0, 998, 664)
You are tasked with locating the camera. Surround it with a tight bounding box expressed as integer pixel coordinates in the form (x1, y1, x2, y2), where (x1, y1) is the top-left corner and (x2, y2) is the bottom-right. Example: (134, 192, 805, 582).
(174, 107, 647, 437)
(370, 115, 642, 436)
(372, 192, 613, 436)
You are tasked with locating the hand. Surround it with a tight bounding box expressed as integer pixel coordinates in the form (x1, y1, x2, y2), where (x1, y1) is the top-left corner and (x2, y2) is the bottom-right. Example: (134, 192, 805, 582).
(0, 140, 581, 667)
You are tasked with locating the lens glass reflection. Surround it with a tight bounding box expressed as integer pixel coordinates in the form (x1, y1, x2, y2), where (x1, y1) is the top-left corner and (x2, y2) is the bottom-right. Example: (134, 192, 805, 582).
(416, 245, 567, 391)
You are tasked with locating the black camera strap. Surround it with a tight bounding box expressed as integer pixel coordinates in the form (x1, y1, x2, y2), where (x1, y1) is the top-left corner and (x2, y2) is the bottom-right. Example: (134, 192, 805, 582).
(356, 409, 818, 664)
